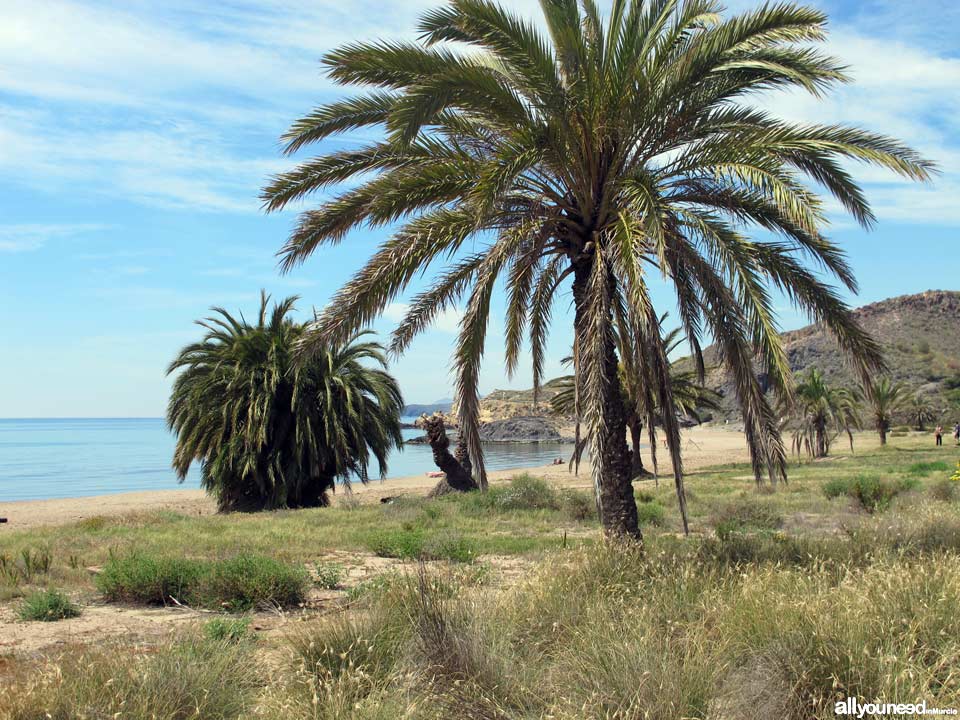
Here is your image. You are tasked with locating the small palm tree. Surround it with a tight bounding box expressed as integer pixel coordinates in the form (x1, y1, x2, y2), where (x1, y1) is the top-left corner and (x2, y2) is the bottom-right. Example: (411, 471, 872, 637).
(262, 0, 931, 538)
(785, 369, 861, 458)
(167, 293, 403, 511)
(866, 377, 905, 446)
(909, 392, 934, 431)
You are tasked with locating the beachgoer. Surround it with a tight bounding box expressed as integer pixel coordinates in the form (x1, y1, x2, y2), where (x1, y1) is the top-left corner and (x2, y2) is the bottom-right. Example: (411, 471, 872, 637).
(935, 425, 943, 446)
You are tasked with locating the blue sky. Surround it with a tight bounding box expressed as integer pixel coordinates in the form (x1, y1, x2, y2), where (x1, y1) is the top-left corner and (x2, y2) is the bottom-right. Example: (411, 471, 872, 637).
(1, 0, 958, 418)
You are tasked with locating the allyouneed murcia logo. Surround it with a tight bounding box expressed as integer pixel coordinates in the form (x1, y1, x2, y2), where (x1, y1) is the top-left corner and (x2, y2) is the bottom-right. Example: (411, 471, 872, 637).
(835, 698, 958, 717)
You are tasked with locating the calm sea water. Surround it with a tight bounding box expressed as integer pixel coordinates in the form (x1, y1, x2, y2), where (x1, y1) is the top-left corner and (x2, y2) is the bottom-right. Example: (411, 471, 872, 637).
(0, 418, 573, 502)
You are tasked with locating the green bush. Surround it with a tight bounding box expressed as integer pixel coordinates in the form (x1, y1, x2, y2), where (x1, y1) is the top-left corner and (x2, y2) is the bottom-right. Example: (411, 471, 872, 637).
(636, 500, 665, 527)
(421, 531, 477, 563)
(822, 475, 917, 513)
(19, 589, 80, 622)
(315, 562, 345, 590)
(367, 528, 425, 559)
(713, 499, 784, 539)
(203, 555, 308, 611)
(204, 616, 251, 643)
(492, 474, 561, 511)
(95, 553, 307, 610)
(561, 489, 596, 522)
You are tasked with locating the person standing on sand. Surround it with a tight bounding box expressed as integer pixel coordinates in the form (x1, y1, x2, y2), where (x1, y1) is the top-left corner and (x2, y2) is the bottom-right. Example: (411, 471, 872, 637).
(935, 425, 943, 446)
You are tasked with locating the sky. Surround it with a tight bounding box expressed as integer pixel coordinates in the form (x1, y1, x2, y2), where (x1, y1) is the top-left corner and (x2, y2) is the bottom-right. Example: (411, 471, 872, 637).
(1, 0, 958, 418)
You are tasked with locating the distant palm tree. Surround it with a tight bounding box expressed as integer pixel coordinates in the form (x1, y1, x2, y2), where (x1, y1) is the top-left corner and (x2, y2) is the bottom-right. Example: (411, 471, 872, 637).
(167, 293, 403, 511)
(262, 0, 931, 538)
(785, 369, 861, 458)
(867, 378, 905, 446)
(909, 392, 934, 431)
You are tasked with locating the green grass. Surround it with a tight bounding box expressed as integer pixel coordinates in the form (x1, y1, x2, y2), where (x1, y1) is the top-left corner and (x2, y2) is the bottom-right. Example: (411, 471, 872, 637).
(822, 474, 920, 513)
(1, 635, 258, 720)
(204, 616, 252, 643)
(4, 436, 960, 719)
(95, 553, 308, 611)
(18, 589, 80, 622)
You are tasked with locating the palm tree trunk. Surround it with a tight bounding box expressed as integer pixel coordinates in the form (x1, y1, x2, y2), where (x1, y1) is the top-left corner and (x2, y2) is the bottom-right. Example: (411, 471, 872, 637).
(629, 418, 645, 479)
(572, 258, 640, 540)
(878, 421, 888, 446)
(422, 414, 477, 493)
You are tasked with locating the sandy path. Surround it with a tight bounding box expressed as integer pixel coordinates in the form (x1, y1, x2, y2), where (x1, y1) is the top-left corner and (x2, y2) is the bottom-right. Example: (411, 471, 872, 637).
(0, 426, 751, 532)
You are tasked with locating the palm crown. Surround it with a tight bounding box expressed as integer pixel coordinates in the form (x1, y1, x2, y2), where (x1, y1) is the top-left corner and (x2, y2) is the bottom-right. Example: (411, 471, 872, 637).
(167, 293, 403, 511)
(262, 0, 932, 536)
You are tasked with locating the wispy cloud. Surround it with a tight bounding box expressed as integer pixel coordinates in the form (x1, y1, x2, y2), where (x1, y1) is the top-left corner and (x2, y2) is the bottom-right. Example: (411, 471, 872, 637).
(0, 223, 108, 252)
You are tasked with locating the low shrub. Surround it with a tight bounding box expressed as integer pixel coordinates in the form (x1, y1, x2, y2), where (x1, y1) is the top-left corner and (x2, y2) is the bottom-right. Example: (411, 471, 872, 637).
(314, 562, 345, 590)
(822, 475, 918, 513)
(367, 529, 476, 563)
(560, 489, 596, 522)
(713, 499, 784, 539)
(203, 555, 308, 611)
(204, 616, 251, 643)
(492, 474, 561, 511)
(636, 500, 666, 527)
(367, 528, 425, 559)
(420, 531, 477, 563)
(19, 589, 80, 622)
(95, 553, 307, 610)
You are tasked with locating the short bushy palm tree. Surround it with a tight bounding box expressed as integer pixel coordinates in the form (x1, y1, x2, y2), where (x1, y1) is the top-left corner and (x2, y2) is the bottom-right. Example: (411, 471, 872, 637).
(262, 0, 931, 538)
(785, 369, 861, 458)
(867, 377, 905, 446)
(909, 392, 934, 432)
(167, 293, 403, 511)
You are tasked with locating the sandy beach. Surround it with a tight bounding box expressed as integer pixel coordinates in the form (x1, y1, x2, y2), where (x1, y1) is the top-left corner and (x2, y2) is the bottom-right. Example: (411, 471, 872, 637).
(0, 426, 751, 531)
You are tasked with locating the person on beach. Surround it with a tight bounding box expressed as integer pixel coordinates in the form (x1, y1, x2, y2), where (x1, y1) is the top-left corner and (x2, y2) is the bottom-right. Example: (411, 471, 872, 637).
(935, 425, 943, 446)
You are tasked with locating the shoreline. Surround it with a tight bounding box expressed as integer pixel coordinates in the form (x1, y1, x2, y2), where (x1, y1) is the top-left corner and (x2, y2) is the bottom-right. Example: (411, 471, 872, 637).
(0, 426, 752, 531)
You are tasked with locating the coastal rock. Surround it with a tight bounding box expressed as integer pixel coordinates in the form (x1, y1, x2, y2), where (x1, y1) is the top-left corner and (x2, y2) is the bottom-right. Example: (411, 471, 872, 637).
(479, 416, 568, 443)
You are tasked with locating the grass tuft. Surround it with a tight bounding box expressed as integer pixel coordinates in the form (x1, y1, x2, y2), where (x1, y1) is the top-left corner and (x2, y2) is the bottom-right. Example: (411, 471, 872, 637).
(95, 552, 307, 610)
(18, 589, 80, 622)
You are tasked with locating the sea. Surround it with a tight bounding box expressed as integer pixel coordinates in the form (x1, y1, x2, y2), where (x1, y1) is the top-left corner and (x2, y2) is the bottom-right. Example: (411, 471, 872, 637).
(0, 418, 574, 502)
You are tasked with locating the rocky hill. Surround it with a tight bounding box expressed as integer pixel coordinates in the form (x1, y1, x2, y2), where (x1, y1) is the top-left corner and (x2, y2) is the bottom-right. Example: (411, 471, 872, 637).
(471, 290, 960, 427)
(693, 290, 960, 422)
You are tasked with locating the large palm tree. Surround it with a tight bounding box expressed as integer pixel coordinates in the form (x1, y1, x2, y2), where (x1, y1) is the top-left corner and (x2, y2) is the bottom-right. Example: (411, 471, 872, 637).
(784, 368, 861, 458)
(866, 377, 905, 446)
(167, 293, 404, 512)
(261, 0, 931, 538)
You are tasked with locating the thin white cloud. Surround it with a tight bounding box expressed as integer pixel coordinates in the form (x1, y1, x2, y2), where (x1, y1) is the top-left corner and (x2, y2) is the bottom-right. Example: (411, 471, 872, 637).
(0, 223, 108, 252)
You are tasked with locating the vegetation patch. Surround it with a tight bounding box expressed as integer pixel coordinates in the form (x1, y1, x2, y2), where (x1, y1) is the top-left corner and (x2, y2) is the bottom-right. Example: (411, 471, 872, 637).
(0, 636, 257, 720)
(822, 475, 918, 513)
(95, 553, 307, 611)
(204, 616, 252, 643)
(313, 562, 344, 590)
(18, 589, 80, 622)
(713, 498, 784, 539)
(907, 461, 951, 476)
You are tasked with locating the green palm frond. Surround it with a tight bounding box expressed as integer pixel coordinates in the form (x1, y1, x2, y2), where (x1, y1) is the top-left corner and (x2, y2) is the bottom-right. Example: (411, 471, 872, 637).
(167, 294, 403, 511)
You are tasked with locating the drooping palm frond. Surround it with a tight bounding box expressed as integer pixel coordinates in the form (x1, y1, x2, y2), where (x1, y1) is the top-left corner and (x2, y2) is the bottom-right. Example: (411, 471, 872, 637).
(167, 293, 403, 511)
(263, 0, 933, 535)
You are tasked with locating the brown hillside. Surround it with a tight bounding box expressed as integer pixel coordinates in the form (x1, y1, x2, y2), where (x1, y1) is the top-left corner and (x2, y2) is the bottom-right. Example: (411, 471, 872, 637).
(700, 290, 960, 422)
(477, 290, 960, 425)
